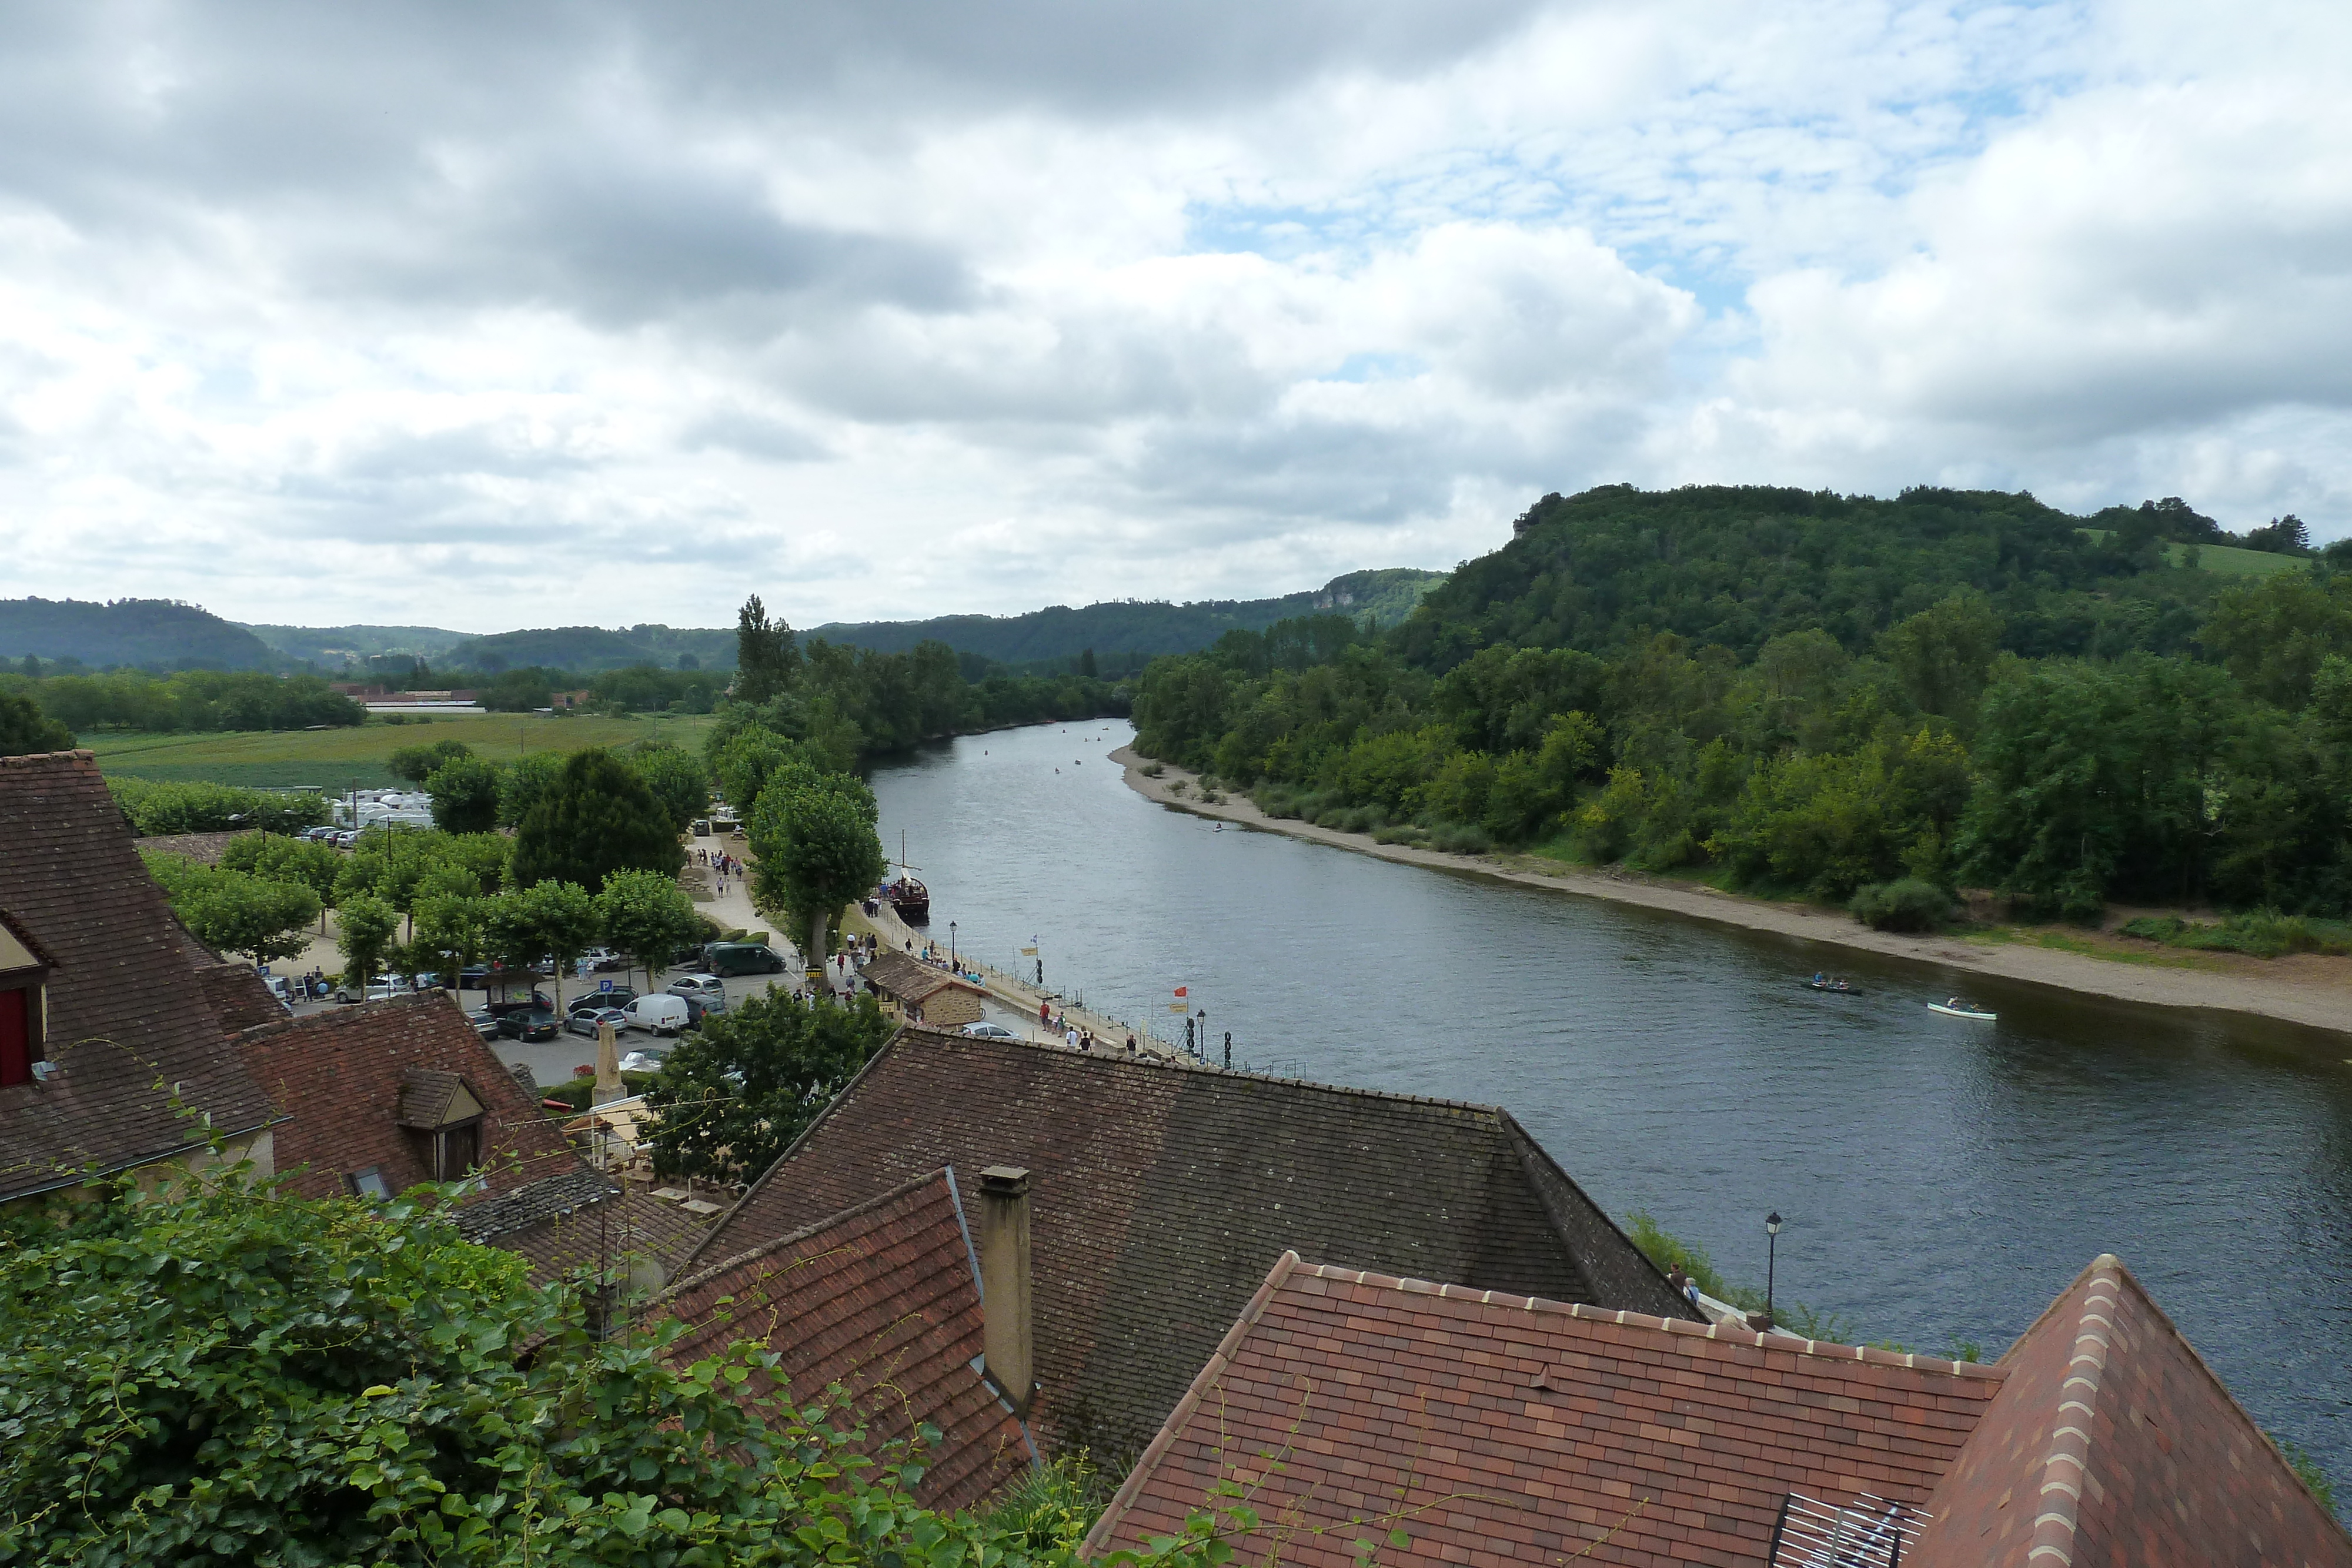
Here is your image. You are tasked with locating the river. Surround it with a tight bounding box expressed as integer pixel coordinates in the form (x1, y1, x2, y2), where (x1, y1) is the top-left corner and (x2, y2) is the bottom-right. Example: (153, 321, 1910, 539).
(871, 718, 2352, 1480)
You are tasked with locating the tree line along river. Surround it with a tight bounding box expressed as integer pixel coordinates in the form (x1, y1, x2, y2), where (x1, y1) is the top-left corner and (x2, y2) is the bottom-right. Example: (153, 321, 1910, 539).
(870, 717, 2352, 1484)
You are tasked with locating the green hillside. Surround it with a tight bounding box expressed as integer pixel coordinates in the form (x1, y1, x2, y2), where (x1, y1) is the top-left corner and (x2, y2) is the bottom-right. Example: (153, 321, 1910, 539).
(242, 623, 476, 664)
(810, 567, 1448, 663)
(1134, 484, 2352, 924)
(437, 624, 739, 673)
(0, 598, 280, 671)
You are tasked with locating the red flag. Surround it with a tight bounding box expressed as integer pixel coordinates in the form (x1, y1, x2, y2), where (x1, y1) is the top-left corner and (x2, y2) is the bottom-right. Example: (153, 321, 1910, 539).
(1172, 986, 1188, 997)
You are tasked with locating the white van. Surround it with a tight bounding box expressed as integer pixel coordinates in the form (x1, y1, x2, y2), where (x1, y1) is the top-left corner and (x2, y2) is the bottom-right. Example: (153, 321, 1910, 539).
(669, 974, 727, 1013)
(625, 993, 692, 1036)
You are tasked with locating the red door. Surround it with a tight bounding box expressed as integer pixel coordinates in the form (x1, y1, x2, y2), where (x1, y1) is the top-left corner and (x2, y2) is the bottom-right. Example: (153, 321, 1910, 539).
(0, 988, 30, 1086)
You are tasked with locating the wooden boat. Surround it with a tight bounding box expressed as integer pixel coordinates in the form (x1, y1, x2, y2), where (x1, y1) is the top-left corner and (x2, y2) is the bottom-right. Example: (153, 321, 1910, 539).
(1800, 978, 1856, 994)
(883, 831, 930, 923)
(1927, 998, 1996, 1021)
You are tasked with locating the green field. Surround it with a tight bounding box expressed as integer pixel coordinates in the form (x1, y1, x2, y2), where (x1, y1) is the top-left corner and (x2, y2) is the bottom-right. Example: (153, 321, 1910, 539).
(2079, 529, 2308, 580)
(89, 712, 719, 790)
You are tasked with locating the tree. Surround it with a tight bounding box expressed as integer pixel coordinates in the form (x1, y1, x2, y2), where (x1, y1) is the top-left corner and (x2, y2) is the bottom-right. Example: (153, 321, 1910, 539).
(0, 688, 73, 755)
(712, 723, 803, 815)
(594, 868, 706, 991)
(483, 879, 600, 1008)
(387, 737, 473, 784)
(510, 748, 683, 892)
(142, 855, 321, 966)
(733, 593, 800, 705)
(409, 893, 487, 990)
(496, 749, 566, 827)
(220, 831, 344, 930)
(0, 1158, 1151, 1568)
(336, 892, 399, 988)
(425, 754, 504, 834)
(645, 990, 891, 1183)
(747, 765, 886, 984)
(630, 742, 710, 834)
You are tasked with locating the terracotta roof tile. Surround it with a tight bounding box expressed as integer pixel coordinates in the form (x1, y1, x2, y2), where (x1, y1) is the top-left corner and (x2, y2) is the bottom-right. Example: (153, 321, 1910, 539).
(487, 1183, 715, 1289)
(651, 1169, 1035, 1511)
(0, 750, 277, 1201)
(235, 991, 583, 1202)
(1087, 1255, 2008, 1567)
(689, 1027, 1693, 1455)
(193, 959, 289, 1034)
(1910, 1255, 2350, 1568)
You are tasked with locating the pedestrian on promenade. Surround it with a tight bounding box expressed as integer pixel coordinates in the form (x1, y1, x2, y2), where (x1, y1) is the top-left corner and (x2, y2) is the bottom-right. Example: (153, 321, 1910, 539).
(1040, 999, 1051, 1029)
(1125, 1035, 1137, 1054)
(1065, 1025, 1079, 1049)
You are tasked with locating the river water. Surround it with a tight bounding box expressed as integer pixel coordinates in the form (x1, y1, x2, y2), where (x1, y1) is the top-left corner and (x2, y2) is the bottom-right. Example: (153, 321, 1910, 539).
(871, 718, 2352, 1480)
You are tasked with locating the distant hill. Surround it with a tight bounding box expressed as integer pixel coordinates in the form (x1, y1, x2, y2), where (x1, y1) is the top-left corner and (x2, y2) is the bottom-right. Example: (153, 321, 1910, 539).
(242, 623, 476, 665)
(437, 624, 740, 673)
(0, 599, 280, 671)
(808, 569, 1451, 664)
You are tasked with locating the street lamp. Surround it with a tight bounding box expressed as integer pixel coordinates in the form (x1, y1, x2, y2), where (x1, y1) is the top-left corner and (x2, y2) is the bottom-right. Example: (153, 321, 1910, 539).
(1764, 1212, 1783, 1329)
(949, 921, 957, 972)
(1195, 1008, 1207, 1061)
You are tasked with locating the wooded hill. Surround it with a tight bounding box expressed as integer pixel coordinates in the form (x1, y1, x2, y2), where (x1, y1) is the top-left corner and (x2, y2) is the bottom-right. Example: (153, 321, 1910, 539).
(0, 599, 281, 671)
(1134, 485, 2352, 927)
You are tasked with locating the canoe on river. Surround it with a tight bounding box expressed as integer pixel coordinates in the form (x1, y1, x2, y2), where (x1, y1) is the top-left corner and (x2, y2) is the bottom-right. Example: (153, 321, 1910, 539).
(1927, 999, 1997, 1021)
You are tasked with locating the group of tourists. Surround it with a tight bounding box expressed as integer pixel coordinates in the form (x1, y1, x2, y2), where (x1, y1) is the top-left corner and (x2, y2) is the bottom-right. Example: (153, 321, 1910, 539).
(696, 847, 741, 895)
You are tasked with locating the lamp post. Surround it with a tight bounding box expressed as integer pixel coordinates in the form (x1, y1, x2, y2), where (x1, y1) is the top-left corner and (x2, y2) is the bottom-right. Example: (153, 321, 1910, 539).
(950, 921, 957, 972)
(1765, 1212, 1783, 1329)
(1195, 1008, 1207, 1061)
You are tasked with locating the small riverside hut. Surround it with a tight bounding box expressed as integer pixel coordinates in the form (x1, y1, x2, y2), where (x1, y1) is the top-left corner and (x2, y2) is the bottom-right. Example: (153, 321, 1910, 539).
(857, 949, 987, 1029)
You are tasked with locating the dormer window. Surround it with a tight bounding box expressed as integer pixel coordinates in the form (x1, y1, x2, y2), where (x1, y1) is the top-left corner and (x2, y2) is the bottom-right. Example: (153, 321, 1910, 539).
(0, 910, 53, 1089)
(395, 1067, 488, 1183)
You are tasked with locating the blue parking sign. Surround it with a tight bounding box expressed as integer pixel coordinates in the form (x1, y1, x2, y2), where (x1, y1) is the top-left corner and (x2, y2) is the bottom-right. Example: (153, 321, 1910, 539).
(599, 979, 613, 992)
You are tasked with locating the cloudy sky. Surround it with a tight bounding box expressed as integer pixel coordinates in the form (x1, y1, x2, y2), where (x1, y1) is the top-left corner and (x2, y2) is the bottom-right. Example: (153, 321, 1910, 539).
(1, 1, 2345, 633)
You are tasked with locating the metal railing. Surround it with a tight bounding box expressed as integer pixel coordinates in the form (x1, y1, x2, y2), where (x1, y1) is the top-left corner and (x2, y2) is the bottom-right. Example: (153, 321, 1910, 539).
(1768, 1493, 1930, 1568)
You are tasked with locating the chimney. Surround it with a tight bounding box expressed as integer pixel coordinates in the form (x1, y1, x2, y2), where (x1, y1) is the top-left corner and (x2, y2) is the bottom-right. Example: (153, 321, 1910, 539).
(594, 1019, 623, 1106)
(976, 1165, 1034, 1416)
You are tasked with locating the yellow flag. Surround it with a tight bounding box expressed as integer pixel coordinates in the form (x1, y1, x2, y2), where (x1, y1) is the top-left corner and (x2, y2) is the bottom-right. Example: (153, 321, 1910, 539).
(1020, 947, 1038, 955)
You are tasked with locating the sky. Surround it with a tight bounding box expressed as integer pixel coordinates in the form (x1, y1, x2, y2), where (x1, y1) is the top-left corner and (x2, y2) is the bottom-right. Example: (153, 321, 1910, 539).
(1, 1, 2347, 633)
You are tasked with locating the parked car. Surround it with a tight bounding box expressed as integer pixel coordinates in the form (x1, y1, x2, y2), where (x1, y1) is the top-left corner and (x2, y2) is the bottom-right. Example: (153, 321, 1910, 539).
(569, 988, 639, 1015)
(565, 1007, 630, 1039)
(624, 993, 691, 1036)
(466, 1007, 503, 1041)
(961, 1022, 1018, 1039)
(583, 947, 626, 972)
(338, 974, 414, 1004)
(502, 1008, 560, 1042)
(703, 942, 787, 977)
(485, 994, 553, 1018)
(617, 1049, 667, 1074)
(332, 830, 359, 849)
(668, 974, 727, 1012)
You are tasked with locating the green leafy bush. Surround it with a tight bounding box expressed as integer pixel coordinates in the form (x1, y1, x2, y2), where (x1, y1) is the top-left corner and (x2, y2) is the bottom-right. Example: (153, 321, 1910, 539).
(108, 775, 331, 834)
(1849, 878, 1952, 932)
(2119, 910, 2352, 958)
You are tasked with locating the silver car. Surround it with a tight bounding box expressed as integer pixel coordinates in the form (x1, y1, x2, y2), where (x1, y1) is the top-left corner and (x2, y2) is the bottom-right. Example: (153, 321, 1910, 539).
(564, 1006, 631, 1039)
(668, 973, 728, 1013)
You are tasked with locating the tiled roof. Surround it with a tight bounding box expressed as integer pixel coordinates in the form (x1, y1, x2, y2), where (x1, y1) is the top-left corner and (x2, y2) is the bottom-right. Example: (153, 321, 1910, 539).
(485, 1182, 716, 1290)
(1910, 1255, 2351, 1567)
(1085, 1253, 2009, 1567)
(235, 992, 583, 1202)
(395, 1066, 470, 1129)
(455, 1165, 618, 1243)
(132, 830, 255, 867)
(858, 949, 954, 1002)
(193, 959, 288, 1034)
(689, 1027, 1692, 1454)
(651, 1169, 1036, 1510)
(0, 750, 278, 1202)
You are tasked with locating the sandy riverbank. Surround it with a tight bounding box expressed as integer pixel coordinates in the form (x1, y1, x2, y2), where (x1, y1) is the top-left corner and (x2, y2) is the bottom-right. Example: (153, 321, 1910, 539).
(1112, 747, 2352, 1038)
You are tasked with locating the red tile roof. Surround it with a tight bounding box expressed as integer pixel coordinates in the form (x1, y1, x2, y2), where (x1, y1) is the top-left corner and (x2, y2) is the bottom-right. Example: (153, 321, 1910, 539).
(1911, 1255, 2350, 1567)
(689, 1028, 1691, 1456)
(1086, 1253, 2009, 1567)
(485, 1185, 714, 1290)
(0, 750, 276, 1201)
(193, 959, 287, 1034)
(235, 991, 582, 1202)
(650, 1169, 1036, 1511)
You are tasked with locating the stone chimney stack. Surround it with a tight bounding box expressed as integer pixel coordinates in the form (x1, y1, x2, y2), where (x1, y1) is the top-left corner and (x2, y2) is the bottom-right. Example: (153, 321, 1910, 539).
(594, 1019, 623, 1106)
(976, 1165, 1035, 1416)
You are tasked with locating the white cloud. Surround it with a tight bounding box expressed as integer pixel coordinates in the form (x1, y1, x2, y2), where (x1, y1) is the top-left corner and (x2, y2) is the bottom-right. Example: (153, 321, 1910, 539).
(0, 0, 2344, 633)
